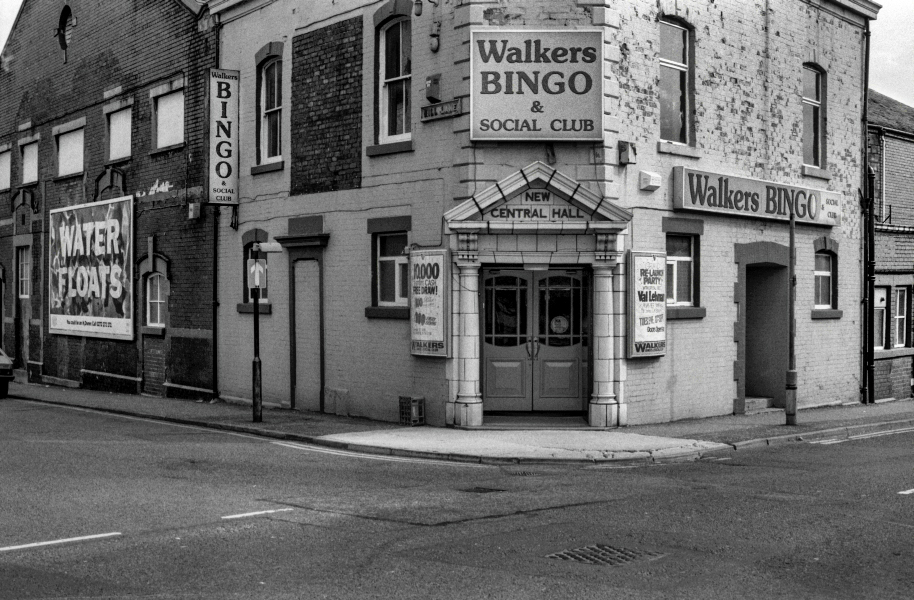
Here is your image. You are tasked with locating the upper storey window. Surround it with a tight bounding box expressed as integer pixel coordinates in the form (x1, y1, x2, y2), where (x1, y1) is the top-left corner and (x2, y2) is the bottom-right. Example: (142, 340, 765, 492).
(659, 20, 691, 144)
(379, 18, 412, 144)
(802, 65, 825, 167)
(260, 58, 282, 163)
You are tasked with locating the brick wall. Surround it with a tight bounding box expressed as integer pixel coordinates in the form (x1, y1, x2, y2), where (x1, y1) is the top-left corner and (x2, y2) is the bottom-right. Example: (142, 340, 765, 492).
(0, 0, 217, 395)
(290, 18, 363, 195)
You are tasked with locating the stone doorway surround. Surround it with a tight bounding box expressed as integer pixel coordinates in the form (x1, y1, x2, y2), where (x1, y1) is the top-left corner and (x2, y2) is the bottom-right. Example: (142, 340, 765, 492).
(444, 162, 632, 428)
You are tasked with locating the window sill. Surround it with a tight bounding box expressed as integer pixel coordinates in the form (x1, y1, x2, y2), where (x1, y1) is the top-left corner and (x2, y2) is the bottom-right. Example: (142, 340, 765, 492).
(810, 309, 842, 320)
(237, 302, 272, 314)
(53, 171, 84, 182)
(667, 306, 706, 320)
(251, 161, 284, 176)
(106, 156, 131, 167)
(19, 181, 39, 188)
(802, 165, 831, 181)
(657, 141, 701, 159)
(141, 326, 166, 337)
(365, 306, 409, 319)
(875, 346, 914, 360)
(149, 142, 186, 157)
(366, 141, 413, 157)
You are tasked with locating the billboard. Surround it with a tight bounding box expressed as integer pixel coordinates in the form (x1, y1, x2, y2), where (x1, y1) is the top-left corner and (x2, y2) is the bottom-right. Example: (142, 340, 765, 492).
(627, 251, 666, 358)
(208, 68, 239, 205)
(470, 29, 604, 141)
(410, 249, 449, 357)
(49, 196, 133, 340)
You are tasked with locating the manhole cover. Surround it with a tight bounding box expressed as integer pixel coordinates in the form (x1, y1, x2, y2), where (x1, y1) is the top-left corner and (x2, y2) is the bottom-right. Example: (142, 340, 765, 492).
(546, 544, 664, 566)
(461, 487, 506, 494)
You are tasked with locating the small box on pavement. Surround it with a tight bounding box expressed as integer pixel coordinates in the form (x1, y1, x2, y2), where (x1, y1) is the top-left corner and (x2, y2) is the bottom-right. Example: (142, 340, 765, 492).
(399, 396, 425, 426)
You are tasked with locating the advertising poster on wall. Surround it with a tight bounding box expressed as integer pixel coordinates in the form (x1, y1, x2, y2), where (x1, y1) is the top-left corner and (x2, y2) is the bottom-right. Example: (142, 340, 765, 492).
(628, 251, 666, 358)
(49, 196, 133, 340)
(410, 249, 449, 357)
(470, 29, 604, 142)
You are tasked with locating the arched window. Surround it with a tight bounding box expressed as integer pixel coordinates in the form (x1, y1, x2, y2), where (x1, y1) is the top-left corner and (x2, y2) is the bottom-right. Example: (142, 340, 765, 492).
(378, 17, 412, 144)
(259, 57, 282, 164)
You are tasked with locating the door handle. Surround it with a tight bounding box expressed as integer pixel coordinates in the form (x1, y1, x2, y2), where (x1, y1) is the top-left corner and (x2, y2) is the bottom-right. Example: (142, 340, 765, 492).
(532, 338, 540, 359)
(525, 338, 533, 359)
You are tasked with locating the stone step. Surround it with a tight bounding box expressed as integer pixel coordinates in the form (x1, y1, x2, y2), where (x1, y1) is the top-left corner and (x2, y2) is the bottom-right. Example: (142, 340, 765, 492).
(745, 396, 774, 413)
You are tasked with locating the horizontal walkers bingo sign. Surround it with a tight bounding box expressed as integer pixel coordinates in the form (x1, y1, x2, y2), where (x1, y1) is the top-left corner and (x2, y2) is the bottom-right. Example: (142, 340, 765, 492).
(410, 249, 449, 357)
(628, 251, 666, 358)
(49, 196, 133, 340)
(470, 29, 604, 141)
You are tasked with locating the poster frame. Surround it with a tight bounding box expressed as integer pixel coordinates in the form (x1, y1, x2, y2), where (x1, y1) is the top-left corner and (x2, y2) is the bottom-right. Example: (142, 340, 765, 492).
(409, 248, 450, 358)
(627, 250, 667, 358)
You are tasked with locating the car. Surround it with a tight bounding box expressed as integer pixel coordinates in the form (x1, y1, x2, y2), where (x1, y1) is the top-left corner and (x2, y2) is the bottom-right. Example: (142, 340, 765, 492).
(0, 348, 14, 398)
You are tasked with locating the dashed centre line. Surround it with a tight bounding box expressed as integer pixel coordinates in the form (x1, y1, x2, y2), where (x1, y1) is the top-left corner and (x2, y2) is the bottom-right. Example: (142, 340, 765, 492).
(0, 532, 122, 553)
(221, 508, 295, 520)
(899, 489, 914, 495)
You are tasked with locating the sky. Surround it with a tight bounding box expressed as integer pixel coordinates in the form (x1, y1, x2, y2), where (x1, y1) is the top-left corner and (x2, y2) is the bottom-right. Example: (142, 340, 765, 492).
(0, 0, 912, 105)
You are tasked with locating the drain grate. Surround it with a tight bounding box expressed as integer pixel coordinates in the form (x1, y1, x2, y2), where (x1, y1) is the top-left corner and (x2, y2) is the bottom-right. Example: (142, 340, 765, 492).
(506, 471, 540, 477)
(546, 544, 664, 566)
(461, 487, 506, 494)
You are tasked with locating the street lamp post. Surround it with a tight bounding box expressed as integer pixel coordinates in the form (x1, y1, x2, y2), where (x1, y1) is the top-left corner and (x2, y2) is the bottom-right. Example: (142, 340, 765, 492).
(786, 198, 798, 425)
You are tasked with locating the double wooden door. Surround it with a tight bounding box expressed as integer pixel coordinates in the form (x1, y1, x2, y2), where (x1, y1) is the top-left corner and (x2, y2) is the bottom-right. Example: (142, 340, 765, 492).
(482, 269, 589, 412)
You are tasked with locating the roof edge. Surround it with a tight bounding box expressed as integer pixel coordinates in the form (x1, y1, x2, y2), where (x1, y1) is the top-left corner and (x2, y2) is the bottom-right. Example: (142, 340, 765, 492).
(825, 0, 881, 20)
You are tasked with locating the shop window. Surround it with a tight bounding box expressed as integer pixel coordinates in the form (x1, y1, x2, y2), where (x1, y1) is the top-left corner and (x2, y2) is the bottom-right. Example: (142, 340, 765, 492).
(153, 90, 184, 149)
(56, 128, 84, 177)
(874, 287, 888, 350)
(259, 58, 282, 164)
(0, 150, 9, 190)
(366, 216, 411, 318)
(802, 65, 825, 168)
(894, 288, 908, 348)
(21, 142, 38, 184)
(813, 252, 834, 309)
(659, 19, 692, 145)
(378, 16, 412, 145)
(146, 273, 167, 328)
(17, 246, 30, 298)
(666, 234, 694, 306)
(108, 108, 132, 161)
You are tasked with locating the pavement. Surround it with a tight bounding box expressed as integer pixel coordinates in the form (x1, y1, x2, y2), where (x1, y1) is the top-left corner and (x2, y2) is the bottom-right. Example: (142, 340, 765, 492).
(6, 381, 914, 464)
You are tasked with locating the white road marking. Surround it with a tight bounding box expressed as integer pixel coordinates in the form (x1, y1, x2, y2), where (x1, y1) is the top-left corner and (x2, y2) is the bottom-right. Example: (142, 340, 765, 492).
(221, 508, 295, 520)
(809, 427, 914, 445)
(271, 441, 491, 467)
(0, 532, 121, 553)
(899, 489, 914, 495)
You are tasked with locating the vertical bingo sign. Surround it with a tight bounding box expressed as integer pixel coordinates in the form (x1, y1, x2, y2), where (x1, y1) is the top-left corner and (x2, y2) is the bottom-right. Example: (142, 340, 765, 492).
(628, 251, 667, 358)
(410, 249, 448, 357)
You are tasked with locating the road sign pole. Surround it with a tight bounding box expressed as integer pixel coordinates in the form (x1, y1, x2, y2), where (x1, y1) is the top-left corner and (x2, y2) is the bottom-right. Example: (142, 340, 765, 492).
(252, 249, 262, 423)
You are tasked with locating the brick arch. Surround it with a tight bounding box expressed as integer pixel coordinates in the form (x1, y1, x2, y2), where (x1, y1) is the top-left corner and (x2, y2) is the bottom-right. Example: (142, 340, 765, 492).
(373, 0, 411, 27)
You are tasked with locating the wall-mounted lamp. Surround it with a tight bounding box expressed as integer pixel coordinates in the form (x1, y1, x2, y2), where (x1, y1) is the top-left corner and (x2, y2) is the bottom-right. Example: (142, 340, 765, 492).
(414, 0, 439, 17)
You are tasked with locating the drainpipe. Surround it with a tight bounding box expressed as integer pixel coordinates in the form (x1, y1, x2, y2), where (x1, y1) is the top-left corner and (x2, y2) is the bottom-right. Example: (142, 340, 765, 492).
(211, 17, 222, 400)
(862, 19, 874, 405)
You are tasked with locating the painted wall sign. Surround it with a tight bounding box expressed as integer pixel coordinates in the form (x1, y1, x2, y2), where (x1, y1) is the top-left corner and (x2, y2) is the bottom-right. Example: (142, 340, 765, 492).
(672, 167, 841, 227)
(482, 189, 588, 221)
(49, 196, 134, 340)
(420, 99, 462, 122)
(628, 251, 666, 358)
(410, 249, 449, 357)
(470, 29, 604, 142)
(208, 68, 239, 205)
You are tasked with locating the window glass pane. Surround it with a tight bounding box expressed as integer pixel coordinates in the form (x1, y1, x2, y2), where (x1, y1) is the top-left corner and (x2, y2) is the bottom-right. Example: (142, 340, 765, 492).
(388, 80, 406, 137)
(0, 151, 9, 189)
(399, 262, 409, 300)
(660, 66, 686, 143)
(874, 309, 885, 347)
(666, 262, 674, 301)
(267, 111, 281, 158)
(109, 109, 132, 160)
(666, 235, 691, 257)
(803, 103, 819, 166)
(265, 62, 278, 111)
(815, 254, 830, 272)
(676, 264, 692, 304)
(659, 22, 686, 64)
(379, 233, 407, 257)
(379, 260, 396, 302)
(401, 20, 411, 75)
(403, 79, 411, 134)
(58, 128, 84, 176)
(803, 68, 819, 101)
(874, 287, 887, 307)
(156, 91, 185, 148)
(385, 23, 401, 80)
(22, 143, 37, 183)
(815, 275, 831, 306)
(896, 289, 907, 318)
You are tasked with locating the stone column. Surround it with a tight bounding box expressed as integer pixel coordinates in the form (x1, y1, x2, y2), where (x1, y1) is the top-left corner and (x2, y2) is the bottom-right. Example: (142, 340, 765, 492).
(455, 261, 483, 426)
(589, 263, 621, 427)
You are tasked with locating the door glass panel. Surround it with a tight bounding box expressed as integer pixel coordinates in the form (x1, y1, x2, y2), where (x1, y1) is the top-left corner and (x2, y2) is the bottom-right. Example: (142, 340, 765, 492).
(484, 275, 527, 347)
(538, 275, 582, 348)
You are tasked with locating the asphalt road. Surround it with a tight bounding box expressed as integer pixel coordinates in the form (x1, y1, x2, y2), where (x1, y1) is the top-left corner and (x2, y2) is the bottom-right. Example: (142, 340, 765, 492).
(1, 398, 912, 599)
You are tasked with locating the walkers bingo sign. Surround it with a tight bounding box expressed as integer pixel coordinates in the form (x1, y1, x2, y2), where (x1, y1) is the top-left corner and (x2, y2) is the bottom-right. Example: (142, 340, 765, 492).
(49, 196, 134, 340)
(410, 249, 449, 357)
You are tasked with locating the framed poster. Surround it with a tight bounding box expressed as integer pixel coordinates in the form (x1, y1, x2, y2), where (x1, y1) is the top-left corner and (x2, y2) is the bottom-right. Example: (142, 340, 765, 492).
(49, 195, 134, 340)
(410, 249, 449, 357)
(627, 250, 666, 358)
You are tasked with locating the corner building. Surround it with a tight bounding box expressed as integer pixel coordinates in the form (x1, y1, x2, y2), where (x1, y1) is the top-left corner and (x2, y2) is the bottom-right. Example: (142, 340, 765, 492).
(210, 0, 877, 426)
(0, 0, 218, 396)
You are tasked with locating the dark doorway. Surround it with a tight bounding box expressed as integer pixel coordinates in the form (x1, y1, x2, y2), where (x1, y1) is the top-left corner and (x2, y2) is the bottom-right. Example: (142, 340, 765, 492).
(744, 265, 788, 408)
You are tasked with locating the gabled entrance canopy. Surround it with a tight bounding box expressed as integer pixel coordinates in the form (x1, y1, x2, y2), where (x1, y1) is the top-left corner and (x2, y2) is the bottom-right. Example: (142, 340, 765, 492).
(445, 161, 632, 234)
